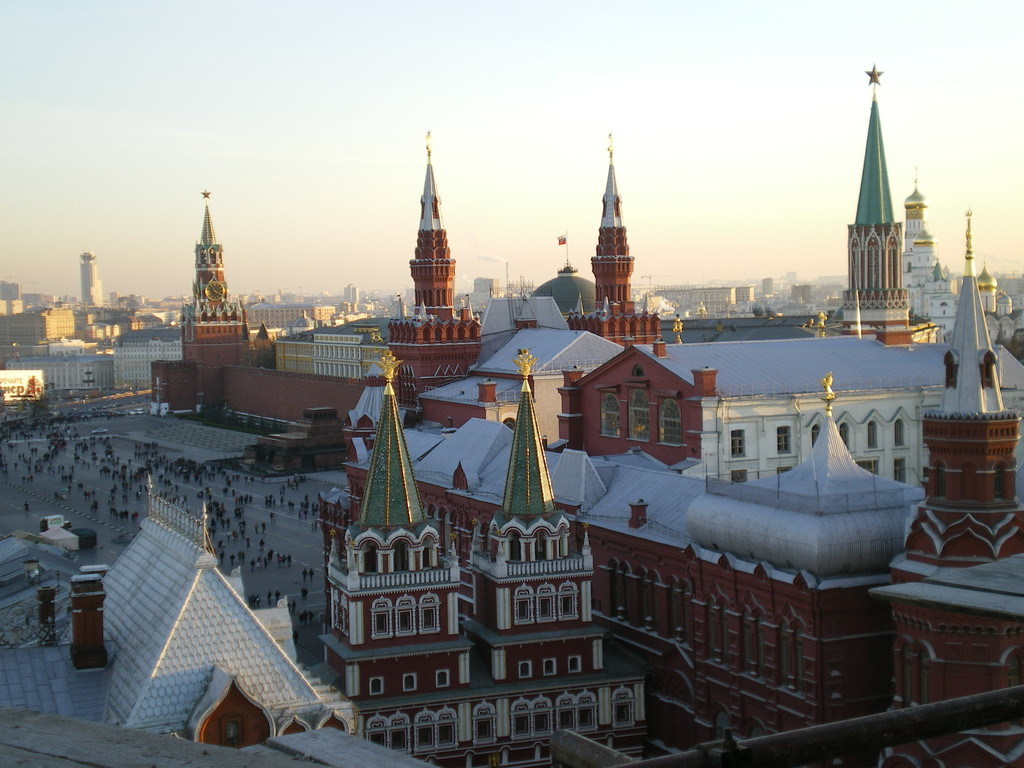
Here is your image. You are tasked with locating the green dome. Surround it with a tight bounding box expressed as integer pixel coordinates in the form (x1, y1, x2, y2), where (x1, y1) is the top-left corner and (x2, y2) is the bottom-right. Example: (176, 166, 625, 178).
(532, 265, 596, 314)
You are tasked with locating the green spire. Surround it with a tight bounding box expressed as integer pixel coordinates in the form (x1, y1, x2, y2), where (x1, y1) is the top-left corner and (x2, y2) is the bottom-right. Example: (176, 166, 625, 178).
(854, 96, 895, 226)
(502, 350, 556, 518)
(359, 351, 425, 528)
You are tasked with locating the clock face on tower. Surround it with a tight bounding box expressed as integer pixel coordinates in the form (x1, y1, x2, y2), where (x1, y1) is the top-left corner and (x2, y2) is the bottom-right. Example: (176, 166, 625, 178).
(204, 280, 226, 301)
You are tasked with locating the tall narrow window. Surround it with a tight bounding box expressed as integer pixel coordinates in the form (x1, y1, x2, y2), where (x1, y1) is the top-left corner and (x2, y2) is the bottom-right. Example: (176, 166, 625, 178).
(838, 422, 849, 446)
(600, 393, 620, 437)
(659, 400, 682, 444)
(629, 389, 649, 440)
(730, 429, 745, 457)
(811, 424, 821, 446)
(894, 457, 906, 483)
(776, 426, 791, 454)
(995, 464, 1007, 500)
(867, 420, 878, 448)
(894, 418, 905, 446)
(934, 463, 946, 498)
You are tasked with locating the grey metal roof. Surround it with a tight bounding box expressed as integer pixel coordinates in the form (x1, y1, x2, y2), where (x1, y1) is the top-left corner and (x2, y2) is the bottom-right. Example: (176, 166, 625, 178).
(630, 336, 1024, 398)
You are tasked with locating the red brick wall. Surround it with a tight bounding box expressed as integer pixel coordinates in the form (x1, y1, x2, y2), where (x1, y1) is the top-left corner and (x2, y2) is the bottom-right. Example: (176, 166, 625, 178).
(223, 367, 363, 423)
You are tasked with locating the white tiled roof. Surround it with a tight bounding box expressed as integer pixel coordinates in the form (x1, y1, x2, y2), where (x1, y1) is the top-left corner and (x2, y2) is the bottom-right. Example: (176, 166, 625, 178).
(630, 336, 1024, 397)
(102, 495, 352, 734)
(475, 328, 621, 376)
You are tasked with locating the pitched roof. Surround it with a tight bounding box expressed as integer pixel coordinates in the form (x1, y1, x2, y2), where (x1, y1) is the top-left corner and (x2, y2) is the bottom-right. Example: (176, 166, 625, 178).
(854, 94, 895, 226)
(103, 495, 351, 732)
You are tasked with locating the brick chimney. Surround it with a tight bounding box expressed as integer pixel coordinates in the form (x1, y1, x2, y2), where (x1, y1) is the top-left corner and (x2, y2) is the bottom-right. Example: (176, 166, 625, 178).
(478, 378, 497, 403)
(652, 338, 667, 358)
(628, 498, 648, 529)
(562, 368, 584, 387)
(692, 366, 718, 397)
(70, 568, 108, 670)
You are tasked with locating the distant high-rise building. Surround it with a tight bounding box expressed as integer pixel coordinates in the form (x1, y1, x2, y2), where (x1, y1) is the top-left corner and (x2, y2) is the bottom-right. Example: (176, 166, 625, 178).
(79, 251, 104, 307)
(342, 284, 359, 304)
(761, 277, 775, 297)
(0, 281, 20, 301)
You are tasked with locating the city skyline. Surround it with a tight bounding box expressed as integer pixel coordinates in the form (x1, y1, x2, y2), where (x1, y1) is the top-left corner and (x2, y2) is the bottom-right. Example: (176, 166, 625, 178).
(2, 1, 1022, 299)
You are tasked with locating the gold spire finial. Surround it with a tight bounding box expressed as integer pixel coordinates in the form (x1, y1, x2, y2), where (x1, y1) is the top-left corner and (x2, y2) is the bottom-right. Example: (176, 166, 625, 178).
(607, 133, 614, 163)
(673, 315, 684, 344)
(377, 349, 401, 382)
(425, 130, 432, 161)
(513, 348, 537, 379)
(201, 190, 211, 199)
(866, 64, 883, 87)
(821, 372, 836, 415)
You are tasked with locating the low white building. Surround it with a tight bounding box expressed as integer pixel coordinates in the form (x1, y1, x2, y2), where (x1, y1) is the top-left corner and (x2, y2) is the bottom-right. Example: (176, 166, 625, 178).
(113, 328, 181, 390)
(7, 354, 114, 392)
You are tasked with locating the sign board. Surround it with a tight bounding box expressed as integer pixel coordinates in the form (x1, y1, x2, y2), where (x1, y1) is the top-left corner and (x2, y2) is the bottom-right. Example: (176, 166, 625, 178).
(0, 371, 45, 400)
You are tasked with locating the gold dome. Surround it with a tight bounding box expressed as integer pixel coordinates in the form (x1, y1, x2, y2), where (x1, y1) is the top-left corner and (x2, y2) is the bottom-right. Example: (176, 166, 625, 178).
(904, 185, 927, 210)
(978, 264, 997, 291)
(913, 227, 937, 247)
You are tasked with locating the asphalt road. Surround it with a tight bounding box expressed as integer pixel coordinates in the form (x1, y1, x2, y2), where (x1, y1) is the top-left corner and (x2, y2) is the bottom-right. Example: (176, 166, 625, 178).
(0, 410, 343, 668)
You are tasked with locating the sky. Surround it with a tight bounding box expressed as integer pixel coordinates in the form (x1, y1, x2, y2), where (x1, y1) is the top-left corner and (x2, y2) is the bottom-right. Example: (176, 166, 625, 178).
(2, 1, 1023, 301)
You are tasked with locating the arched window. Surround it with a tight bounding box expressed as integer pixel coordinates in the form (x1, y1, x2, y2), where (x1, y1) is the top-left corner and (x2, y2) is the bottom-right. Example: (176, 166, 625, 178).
(742, 610, 753, 673)
(793, 626, 804, 693)
(641, 571, 657, 629)
(894, 418, 905, 446)
(472, 703, 496, 743)
(838, 422, 849, 446)
(612, 687, 635, 726)
(600, 393, 620, 437)
(362, 542, 378, 573)
(393, 540, 409, 572)
(810, 423, 821, 446)
(779, 621, 791, 683)
(628, 389, 649, 441)
(507, 530, 522, 561)
(867, 420, 878, 448)
(659, 400, 682, 444)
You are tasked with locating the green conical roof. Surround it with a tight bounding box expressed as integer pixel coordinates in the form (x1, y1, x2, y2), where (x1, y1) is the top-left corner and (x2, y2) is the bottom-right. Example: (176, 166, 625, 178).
(854, 96, 895, 226)
(502, 370, 555, 518)
(359, 376, 425, 528)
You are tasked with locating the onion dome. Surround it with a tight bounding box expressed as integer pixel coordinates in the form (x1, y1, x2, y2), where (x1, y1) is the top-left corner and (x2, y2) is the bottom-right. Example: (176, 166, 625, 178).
(978, 264, 997, 292)
(913, 226, 937, 247)
(532, 264, 596, 314)
(904, 185, 927, 210)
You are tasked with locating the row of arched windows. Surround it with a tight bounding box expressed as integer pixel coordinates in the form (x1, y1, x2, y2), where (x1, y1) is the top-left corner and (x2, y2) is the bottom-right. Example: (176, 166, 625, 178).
(600, 392, 682, 444)
(370, 593, 441, 639)
(365, 707, 457, 753)
(513, 582, 579, 624)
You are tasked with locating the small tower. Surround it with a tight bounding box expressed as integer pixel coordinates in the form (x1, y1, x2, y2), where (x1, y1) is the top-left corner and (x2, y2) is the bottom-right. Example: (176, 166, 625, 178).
(388, 135, 481, 409)
(180, 192, 249, 410)
(897, 211, 1024, 573)
(842, 68, 910, 344)
(568, 136, 659, 345)
(469, 349, 604, 679)
(323, 349, 470, 708)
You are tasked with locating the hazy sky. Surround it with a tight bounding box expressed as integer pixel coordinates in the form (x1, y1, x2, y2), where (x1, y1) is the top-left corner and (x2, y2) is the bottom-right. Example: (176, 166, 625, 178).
(2, 1, 1022, 300)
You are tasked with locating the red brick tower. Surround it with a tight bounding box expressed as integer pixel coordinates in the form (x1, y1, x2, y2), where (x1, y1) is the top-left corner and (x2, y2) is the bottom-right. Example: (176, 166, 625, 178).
(567, 136, 659, 344)
(180, 192, 249, 410)
(388, 136, 481, 409)
(875, 212, 1024, 768)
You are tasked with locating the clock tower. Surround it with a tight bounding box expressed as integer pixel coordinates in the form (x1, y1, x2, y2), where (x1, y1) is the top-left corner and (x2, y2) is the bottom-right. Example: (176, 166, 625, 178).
(180, 192, 249, 410)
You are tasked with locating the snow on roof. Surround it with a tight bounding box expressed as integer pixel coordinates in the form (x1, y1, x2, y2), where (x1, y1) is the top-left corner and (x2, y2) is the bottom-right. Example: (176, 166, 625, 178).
(479, 296, 567, 337)
(420, 376, 521, 405)
(475, 328, 621, 376)
(102, 494, 352, 733)
(686, 417, 923, 578)
(413, 419, 512, 499)
(631, 336, 1024, 397)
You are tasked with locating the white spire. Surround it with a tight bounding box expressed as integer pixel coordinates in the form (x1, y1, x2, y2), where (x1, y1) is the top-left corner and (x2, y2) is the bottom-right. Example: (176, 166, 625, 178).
(601, 134, 622, 229)
(939, 210, 1004, 415)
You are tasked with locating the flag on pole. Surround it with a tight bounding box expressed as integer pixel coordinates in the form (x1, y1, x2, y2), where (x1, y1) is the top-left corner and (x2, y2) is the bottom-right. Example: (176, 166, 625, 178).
(557, 235, 567, 246)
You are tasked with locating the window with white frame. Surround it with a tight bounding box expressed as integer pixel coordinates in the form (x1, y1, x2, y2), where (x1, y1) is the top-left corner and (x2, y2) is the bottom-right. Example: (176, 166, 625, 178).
(600, 392, 620, 437)
(518, 660, 532, 678)
(435, 669, 449, 687)
(369, 676, 384, 695)
(536, 584, 555, 621)
(514, 585, 534, 624)
(730, 429, 745, 457)
(395, 595, 416, 635)
(628, 389, 649, 440)
(403, 672, 417, 691)
(558, 582, 579, 619)
(776, 425, 791, 454)
(371, 597, 392, 638)
(568, 655, 582, 673)
(867, 420, 878, 448)
(543, 658, 556, 675)
(419, 594, 440, 633)
(388, 714, 410, 751)
(612, 687, 636, 726)
(473, 703, 496, 743)
(659, 399, 682, 444)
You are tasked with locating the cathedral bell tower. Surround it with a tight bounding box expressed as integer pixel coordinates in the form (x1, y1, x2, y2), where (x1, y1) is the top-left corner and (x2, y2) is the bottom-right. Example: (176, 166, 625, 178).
(180, 191, 248, 410)
(842, 68, 911, 345)
(568, 136, 659, 345)
(388, 135, 481, 409)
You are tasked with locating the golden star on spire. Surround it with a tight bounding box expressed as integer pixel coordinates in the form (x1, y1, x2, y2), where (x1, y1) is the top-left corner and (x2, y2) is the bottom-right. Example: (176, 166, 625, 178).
(201, 190, 211, 199)
(865, 65, 883, 86)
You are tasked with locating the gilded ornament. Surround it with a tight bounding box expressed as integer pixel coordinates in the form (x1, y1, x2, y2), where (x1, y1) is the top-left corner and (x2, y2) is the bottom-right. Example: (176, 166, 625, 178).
(513, 348, 537, 378)
(377, 349, 402, 382)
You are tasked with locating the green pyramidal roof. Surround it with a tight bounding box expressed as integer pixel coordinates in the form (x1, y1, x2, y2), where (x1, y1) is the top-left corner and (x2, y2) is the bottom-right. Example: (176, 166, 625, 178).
(358, 380, 425, 528)
(854, 96, 895, 226)
(502, 376, 556, 517)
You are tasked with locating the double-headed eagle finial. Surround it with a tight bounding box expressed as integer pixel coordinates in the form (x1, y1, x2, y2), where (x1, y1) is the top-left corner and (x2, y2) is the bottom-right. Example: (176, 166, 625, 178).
(377, 349, 401, 383)
(513, 348, 537, 379)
